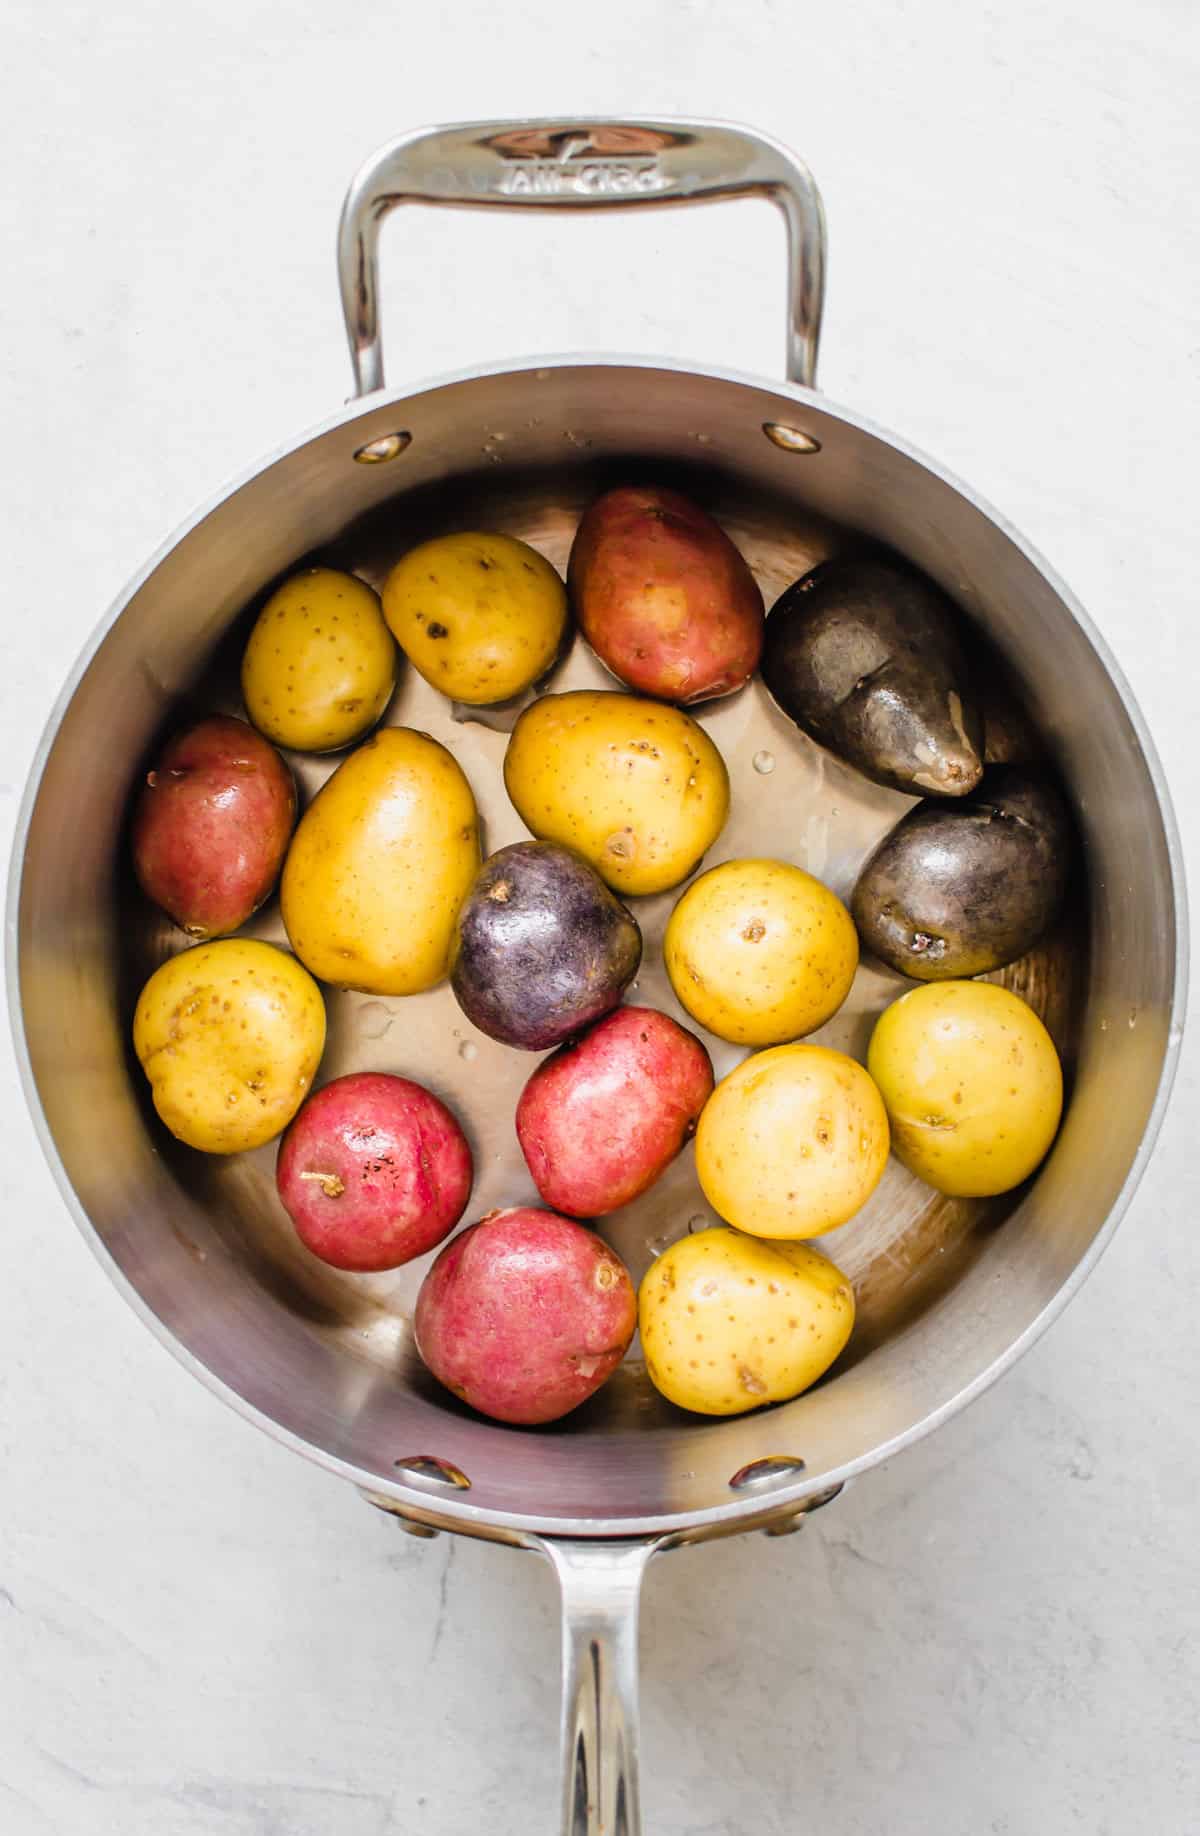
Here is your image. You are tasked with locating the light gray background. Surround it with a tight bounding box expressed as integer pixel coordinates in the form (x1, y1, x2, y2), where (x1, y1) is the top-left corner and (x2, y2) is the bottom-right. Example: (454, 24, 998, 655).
(2, 4, 1197, 1833)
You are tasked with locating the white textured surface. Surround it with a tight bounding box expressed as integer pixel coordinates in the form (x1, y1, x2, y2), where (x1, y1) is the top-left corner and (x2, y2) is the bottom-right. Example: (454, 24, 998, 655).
(2, 4, 1198, 1832)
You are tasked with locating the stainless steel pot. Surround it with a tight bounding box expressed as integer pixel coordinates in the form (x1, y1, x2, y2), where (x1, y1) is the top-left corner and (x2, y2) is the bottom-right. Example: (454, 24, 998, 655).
(8, 118, 1187, 1835)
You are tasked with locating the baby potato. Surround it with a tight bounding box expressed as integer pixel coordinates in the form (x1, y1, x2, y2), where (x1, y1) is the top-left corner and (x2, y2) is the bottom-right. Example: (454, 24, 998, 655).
(569, 485, 764, 704)
(241, 567, 396, 752)
(639, 1226, 855, 1415)
(665, 857, 858, 1045)
(133, 939, 326, 1154)
(382, 532, 566, 705)
(415, 1208, 637, 1425)
(696, 1043, 889, 1239)
(503, 690, 729, 896)
(867, 980, 1063, 1196)
(280, 727, 480, 995)
(131, 715, 295, 939)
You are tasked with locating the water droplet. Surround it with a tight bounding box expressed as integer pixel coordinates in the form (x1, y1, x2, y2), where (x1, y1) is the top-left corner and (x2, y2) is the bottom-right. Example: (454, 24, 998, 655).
(689, 431, 712, 445)
(1128, 1008, 1138, 1029)
(752, 750, 776, 775)
(646, 1231, 673, 1258)
(458, 1039, 478, 1062)
(688, 1214, 709, 1234)
(359, 1000, 393, 1041)
(629, 980, 640, 994)
(1099, 1018, 1109, 1032)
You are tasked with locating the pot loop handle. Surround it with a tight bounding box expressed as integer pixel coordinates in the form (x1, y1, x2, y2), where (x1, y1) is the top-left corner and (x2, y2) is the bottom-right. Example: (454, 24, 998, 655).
(535, 1535, 669, 1836)
(337, 117, 826, 397)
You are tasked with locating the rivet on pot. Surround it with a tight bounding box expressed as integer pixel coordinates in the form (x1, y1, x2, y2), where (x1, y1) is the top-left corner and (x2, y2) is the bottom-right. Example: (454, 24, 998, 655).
(393, 1454, 472, 1490)
(728, 1454, 807, 1491)
(762, 421, 821, 455)
(353, 430, 412, 464)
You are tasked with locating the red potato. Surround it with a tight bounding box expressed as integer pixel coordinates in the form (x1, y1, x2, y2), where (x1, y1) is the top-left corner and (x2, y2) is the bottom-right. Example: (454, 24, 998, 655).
(568, 485, 764, 704)
(414, 1208, 637, 1424)
(131, 714, 296, 938)
(277, 1073, 472, 1271)
(516, 1006, 714, 1217)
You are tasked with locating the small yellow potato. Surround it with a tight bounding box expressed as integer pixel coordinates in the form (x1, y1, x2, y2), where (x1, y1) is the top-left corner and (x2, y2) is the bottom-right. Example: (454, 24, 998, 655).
(132, 939, 325, 1154)
(639, 1226, 855, 1415)
(867, 979, 1063, 1196)
(280, 728, 480, 995)
(503, 690, 729, 896)
(665, 857, 858, 1045)
(241, 567, 396, 753)
(382, 532, 566, 705)
(696, 1043, 889, 1239)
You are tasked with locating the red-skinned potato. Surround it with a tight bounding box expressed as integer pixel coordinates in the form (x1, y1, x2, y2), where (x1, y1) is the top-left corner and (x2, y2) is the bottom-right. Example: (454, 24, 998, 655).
(516, 1006, 714, 1217)
(276, 1072, 472, 1271)
(568, 485, 764, 704)
(131, 714, 296, 938)
(414, 1208, 637, 1424)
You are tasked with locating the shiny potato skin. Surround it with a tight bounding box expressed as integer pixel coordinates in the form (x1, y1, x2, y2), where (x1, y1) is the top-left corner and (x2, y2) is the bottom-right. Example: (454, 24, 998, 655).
(852, 766, 1072, 979)
(132, 940, 326, 1154)
(515, 1005, 713, 1216)
(450, 841, 642, 1050)
(761, 554, 984, 797)
(131, 715, 296, 938)
(503, 690, 730, 897)
(382, 532, 566, 706)
(568, 485, 764, 704)
(414, 1208, 637, 1425)
(867, 981, 1064, 1197)
(241, 567, 396, 753)
(639, 1227, 855, 1416)
(279, 728, 481, 997)
(664, 857, 858, 1046)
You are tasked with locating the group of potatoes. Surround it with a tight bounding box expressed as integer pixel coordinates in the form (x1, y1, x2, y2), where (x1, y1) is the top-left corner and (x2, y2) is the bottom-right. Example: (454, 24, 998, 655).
(130, 485, 1068, 1425)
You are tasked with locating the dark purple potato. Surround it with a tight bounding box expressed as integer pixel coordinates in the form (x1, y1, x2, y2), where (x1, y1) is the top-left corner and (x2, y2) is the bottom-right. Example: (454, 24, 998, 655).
(761, 554, 984, 797)
(450, 841, 642, 1049)
(852, 766, 1072, 979)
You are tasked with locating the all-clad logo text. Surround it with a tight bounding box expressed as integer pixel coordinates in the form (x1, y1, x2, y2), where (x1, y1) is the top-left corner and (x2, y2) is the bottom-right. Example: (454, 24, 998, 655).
(494, 129, 671, 196)
(499, 158, 669, 196)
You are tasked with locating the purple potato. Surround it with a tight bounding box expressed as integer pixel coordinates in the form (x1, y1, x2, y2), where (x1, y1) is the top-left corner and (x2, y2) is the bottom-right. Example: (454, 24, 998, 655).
(852, 766, 1072, 979)
(761, 553, 984, 797)
(450, 841, 642, 1050)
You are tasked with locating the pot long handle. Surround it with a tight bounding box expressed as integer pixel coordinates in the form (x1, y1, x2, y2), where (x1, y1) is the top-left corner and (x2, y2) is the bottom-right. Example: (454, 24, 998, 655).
(337, 117, 825, 396)
(535, 1535, 666, 1836)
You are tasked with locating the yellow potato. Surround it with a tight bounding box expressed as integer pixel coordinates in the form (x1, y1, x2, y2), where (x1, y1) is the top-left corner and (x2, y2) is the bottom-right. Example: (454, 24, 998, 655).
(665, 857, 858, 1045)
(280, 727, 480, 995)
(382, 532, 566, 705)
(639, 1226, 855, 1415)
(867, 979, 1063, 1196)
(503, 690, 729, 896)
(133, 939, 325, 1154)
(696, 1043, 889, 1239)
(241, 567, 396, 753)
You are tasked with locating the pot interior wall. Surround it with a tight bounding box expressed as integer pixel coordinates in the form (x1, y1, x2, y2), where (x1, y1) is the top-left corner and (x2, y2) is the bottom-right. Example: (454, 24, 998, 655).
(13, 362, 1180, 1531)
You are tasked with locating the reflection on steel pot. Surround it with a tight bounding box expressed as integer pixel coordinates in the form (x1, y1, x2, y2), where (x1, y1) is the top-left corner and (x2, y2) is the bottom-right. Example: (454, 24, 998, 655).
(7, 118, 1186, 1836)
